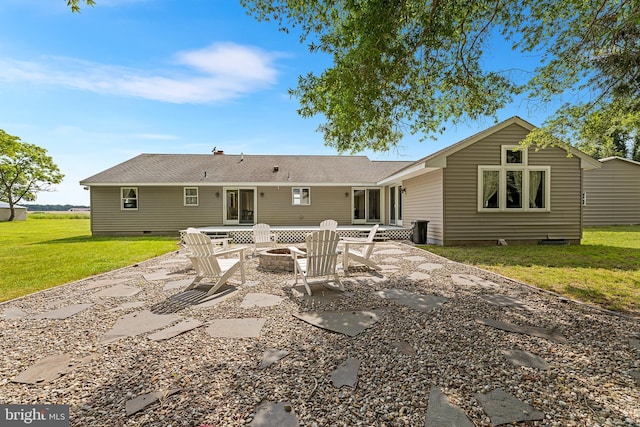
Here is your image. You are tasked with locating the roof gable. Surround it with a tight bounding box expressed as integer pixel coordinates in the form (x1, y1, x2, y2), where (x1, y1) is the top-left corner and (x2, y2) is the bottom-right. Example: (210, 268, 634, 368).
(599, 156, 640, 167)
(380, 116, 600, 184)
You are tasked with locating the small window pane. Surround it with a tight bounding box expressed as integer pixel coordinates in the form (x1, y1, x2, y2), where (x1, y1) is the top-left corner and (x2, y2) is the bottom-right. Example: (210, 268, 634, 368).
(506, 149, 523, 164)
(482, 170, 499, 208)
(529, 171, 546, 208)
(122, 187, 138, 209)
(292, 188, 310, 205)
(184, 188, 198, 206)
(506, 170, 523, 208)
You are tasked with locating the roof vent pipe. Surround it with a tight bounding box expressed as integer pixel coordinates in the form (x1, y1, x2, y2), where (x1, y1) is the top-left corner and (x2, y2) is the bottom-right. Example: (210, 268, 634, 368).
(273, 166, 279, 172)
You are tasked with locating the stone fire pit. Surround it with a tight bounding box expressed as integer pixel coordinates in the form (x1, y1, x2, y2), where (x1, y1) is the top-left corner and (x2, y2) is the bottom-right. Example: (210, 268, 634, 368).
(258, 248, 305, 272)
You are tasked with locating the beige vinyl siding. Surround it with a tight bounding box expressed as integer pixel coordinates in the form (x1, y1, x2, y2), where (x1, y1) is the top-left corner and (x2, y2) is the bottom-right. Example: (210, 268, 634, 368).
(584, 159, 640, 225)
(90, 186, 222, 235)
(255, 186, 352, 225)
(402, 169, 444, 244)
(90, 185, 355, 235)
(443, 123, 583, 245)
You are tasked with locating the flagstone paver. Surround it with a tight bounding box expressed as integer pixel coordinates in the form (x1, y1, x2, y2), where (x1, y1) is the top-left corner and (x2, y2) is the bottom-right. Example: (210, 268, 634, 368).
(93, 284, 141, 298)
(109, 301, 146, 312)
(83, 278, 131, 290)
(293, 309, 385, 337)
(475, 388, 545, 425)
(206, 318, 267, 338)
(125, 388, 180, 416)
(43, 297, 71, 309)
(475, 317, 568, 344)
(12, 354, 96, 384)
(377, 288, 448, 312)
(405, 255, 429, 262)
(330, 357, 360, 388)
(259, 349, 289, 369)
(249, 402, 299, 427)
(424, 386, 474, 427)
(163, 278, 193, 291)
(2, 306, 28, 319)
(417, 262, 443, 271)
(240, 293, 283, 308)
(195, 287, 239, 307)
(147, 318, 203, 341)
(143, 270, 178, 281)
(99, 310, 181, 343)
(479, 294, 532, 310)
(501, 349, 550, 370)
(33, 303, 93, 319)
(374, 248, 407, 255)
(289, 282, 351, 302)
(407, 271, 431, 281)
(451, 274, 500, 290)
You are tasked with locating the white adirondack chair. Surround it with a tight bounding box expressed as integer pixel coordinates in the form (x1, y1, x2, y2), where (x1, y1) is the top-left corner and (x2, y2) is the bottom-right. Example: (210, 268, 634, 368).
(289, 229, 343, 296)
(319, 219, 338, 231)
(341, 224, 381, 272)
(185, 247, 246, 296)
(183, 228, 229, 255)
(252, 223, 278, 255)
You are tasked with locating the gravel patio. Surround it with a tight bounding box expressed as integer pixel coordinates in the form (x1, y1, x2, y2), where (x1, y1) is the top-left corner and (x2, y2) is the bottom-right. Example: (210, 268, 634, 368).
(0, 241, 638, 426)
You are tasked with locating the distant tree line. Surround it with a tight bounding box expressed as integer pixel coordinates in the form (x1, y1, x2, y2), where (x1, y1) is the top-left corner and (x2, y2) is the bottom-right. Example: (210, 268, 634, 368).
(23, 204, 89, 211)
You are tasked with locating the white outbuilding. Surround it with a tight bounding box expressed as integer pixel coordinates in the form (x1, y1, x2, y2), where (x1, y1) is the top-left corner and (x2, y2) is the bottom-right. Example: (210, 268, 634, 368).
(0, 201, 27, 221)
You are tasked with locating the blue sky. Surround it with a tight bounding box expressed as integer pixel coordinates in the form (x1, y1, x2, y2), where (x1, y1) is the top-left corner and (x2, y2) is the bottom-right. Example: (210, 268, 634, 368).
(0, 0, 552, 205)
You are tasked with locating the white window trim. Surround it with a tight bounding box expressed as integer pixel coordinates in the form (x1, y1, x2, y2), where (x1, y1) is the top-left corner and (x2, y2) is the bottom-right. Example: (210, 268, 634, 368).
(184, 187, 199, 206)
(502, 145, 528, 165)
(121, 187, 138, 211)
(477, 165, 551, 212)
(292, 187, 311, 206)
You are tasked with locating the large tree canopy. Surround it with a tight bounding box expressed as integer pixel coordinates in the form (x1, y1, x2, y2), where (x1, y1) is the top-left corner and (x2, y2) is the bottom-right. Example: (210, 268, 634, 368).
(70, 0, 640, 154)
(240, 0, 640, 153)
(0, 130, 64, 221)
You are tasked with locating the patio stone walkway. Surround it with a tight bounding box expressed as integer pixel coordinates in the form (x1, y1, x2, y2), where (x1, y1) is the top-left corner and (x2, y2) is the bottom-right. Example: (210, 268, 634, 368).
(1, 240, 638, 426)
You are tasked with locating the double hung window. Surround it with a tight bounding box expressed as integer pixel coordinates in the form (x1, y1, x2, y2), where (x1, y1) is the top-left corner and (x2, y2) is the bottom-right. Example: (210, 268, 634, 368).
(121, 187, 138, 210)
(184, 187, 198, 206)
(292, 187, 310, 205)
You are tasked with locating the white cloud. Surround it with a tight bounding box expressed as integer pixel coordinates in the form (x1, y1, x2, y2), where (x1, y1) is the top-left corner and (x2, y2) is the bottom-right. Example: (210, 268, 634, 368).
(0, 42, 279, 104)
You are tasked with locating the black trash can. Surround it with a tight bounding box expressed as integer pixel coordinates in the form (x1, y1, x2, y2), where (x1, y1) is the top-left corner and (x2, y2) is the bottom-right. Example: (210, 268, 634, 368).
(411, 220, 429, 244)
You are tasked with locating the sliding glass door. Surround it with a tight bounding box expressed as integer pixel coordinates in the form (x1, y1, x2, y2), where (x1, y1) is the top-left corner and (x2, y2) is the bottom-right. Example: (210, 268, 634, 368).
(352, 188, 381, 224)
(223, 188, 255, 224)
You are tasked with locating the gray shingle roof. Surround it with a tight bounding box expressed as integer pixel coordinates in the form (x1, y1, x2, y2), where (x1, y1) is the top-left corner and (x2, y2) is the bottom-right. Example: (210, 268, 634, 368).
(80, 154, 414, 185)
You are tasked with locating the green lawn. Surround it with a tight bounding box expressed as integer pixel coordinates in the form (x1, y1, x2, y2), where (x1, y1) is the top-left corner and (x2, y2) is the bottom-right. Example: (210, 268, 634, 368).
(0, 215, 179, 302)
(2, 218, 638, 316)
(424, 226, 640, 316)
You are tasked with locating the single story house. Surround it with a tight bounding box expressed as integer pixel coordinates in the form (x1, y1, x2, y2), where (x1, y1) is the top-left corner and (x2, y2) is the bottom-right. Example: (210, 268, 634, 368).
(0, 201, 27, 221)
(583, 156, 640, 226)
(80, 116, 601, 245)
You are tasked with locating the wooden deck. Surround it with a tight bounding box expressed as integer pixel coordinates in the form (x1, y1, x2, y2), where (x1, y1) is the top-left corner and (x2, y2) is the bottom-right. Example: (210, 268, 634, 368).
(183, 225, 413, 244)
